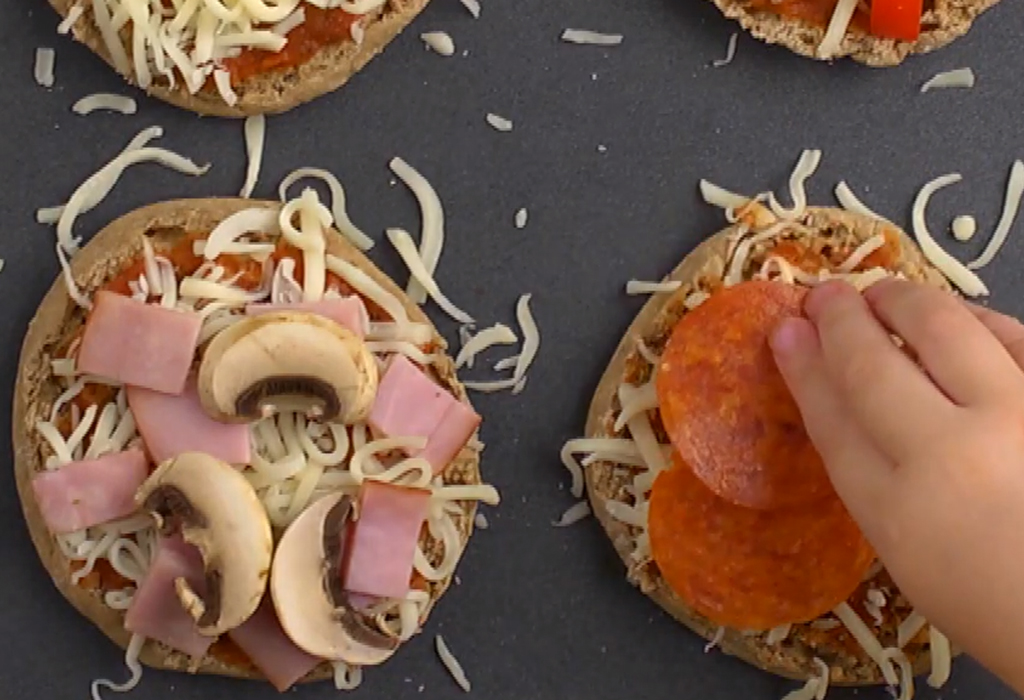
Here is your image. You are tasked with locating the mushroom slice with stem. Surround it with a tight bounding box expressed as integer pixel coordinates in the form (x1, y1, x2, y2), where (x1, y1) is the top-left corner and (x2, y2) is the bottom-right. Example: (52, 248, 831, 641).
(271, 492, 400, 665)
(198, 311, 379, 424)
(136, 451, 273, 636)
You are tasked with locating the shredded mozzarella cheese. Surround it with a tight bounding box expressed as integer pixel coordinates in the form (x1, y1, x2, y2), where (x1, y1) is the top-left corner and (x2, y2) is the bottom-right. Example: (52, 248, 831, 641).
(833, 602, 899, 686)
(387, 227, 474, 324)
(712, 33, 738, 67)
(421, 31, 456, 56)
(626, 279, 681, 295)
(817, 0, 858, 58)
(921, 68, 976, 93)
(911, 173, 989, 296)
(834, 181, 884, 220)
(239, 115, 266, 198)
(967, 159, 1024, 270)
(455, 323, 518, 369)
(561, 29, 623, 45)
(486, 113, 513, 132)
(927, 626, 952, 689)
(552, 500, 591, 527)
(73, 93, 137, 115)
(35, 47, 56, 87)
(769, 149, 822, 220)
(279, 167, 374, 251)
(389, 157, 445, 304)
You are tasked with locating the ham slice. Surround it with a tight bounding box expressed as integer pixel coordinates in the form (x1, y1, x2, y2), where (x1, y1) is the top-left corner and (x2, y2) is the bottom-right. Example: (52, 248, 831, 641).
(31, 449, 148, 534)
(341, 481, 430, 600)
(228, 596, 321, 691)
(77, 291, 201, 395)
(125, 535, 213, 659)
(128, 376, 250, 465)
(245, 296, 369, 337)
(368, 355, 481, 474)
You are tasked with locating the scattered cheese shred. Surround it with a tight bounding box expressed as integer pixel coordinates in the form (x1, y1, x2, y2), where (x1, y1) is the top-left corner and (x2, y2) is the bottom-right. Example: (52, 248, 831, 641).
(213, 69, 238, 106)
(50, 126, 210, 253)
(769, 149, 822, 220)
(473, 512, 489, 529)
(952, 214, 977, 242)
(332, 661, 363, 691)
(765, 623, 792, 645)
(921, 68, 976, 93)
(881, 647, 915, 700)
(626, 279, 681, 295)
(927, 626, 952, 689)
(387, 227, 474, 324)
(279, 167, 374, 251)
(459, 0, 481, 17)
(89, 633, 144, 700)
(833, 602, 899, 686)
(713, 33, 738, 67)
(514, 208, 528, 229)
(967, 159, 1024, 270)
(561, 29, 623, 46)
(435, 635, 471, 692)
(271, 7, 306, 36)
(72, 93, 138, 115)
(560, 437, 642, 498)
(239, 115, 266, 198)
(911, 173, 989, 296)
(837, 234, 885, 273)
(896, 610, 928, 648)
(704, 626, 725, 652)
(613, 381, 657, 432)
(834, 181, 884, 220)
(512, 293, 539, 384)
(552, 500, 591, 527)
(58, 3, 84, 34)
(389, 157, 445, 304)
(817, 0, 858, 58)
(700, 179, 751, 211)
(35, 48, 56, 88)
(486, 113, 513, 132)
(455, 323, 518, 369)
(422, 31, 456, 56)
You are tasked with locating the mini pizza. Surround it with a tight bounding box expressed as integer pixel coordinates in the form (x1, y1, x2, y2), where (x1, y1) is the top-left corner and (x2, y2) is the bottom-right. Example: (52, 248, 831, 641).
(564, 200, 960, 696)
(52, 0, 428, 117)
(13, 192, 499, 693)
(711, 0, 1000, 65)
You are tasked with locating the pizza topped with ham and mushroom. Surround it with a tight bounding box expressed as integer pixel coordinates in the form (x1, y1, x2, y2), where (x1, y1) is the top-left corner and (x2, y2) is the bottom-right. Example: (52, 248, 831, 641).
(710, 0, 1000, 66)
(13, 192, 499, 695)
(562, 194, 964, 699)
(52, 0, 429, 116)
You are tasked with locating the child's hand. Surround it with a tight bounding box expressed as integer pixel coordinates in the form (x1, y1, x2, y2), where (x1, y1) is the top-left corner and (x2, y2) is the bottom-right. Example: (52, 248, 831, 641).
(770, 279, 1024, 692)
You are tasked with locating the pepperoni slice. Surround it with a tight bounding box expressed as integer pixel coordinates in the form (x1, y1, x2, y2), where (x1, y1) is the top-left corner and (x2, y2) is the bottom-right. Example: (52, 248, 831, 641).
(648, 454, 874, 631)
(656, 280, 832, 510)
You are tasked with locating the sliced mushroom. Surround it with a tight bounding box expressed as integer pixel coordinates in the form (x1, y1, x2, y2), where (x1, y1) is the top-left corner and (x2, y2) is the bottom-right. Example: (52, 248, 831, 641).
(136, 452, 273, 636)
(197, 311, 378, 424)
(271, 492, 400, 665)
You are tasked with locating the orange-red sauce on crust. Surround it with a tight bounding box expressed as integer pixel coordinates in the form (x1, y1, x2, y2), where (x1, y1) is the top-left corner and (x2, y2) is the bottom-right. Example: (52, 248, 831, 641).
(223, 7, 360, 85)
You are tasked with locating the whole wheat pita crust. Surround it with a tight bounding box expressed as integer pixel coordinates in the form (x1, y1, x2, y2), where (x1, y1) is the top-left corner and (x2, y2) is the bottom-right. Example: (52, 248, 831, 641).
(12, 198, 482, 683)
(49, 0, 428, 117)
(583, 208, 953, 684)
(710, 0, 1000, 66)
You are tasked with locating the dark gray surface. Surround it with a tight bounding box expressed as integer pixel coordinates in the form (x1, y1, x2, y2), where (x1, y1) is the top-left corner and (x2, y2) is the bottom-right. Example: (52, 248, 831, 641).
(0, 0, 1021, 699)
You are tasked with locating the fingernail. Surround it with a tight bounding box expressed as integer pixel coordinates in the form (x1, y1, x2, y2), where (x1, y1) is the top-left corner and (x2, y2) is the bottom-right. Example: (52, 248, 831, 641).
(804, 280, 854, 320)
(770, 317, 811, 356)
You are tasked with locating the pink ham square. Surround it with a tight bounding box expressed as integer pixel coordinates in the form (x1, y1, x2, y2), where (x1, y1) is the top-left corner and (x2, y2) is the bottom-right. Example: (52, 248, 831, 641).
(77, 291, 201, 395)
(245, 296, 369, 337)
(128, 376, 250, 466)
(228, 596, 320, 692)
(341, 481, 430, 600)
(125, 535, 213, 660)
(368, 355, 481, 474)
(32, 448, 148, 534)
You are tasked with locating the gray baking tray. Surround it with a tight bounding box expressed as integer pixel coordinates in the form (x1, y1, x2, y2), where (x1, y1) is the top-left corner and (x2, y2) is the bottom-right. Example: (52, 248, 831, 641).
(0, 0, 1020, 698)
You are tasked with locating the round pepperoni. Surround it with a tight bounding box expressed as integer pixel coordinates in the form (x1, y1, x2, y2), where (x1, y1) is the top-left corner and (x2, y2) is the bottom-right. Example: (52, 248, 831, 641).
(648, 454, 875, 631)
(656, 280, 832, 510)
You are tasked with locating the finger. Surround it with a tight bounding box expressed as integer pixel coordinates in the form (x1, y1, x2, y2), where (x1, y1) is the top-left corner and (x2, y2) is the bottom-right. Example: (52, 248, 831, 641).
(804, 281, 956, 462)
(771, 316, 893, 527)
(864, 280, 1024, 405)
(963, 302, 1024, 370)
